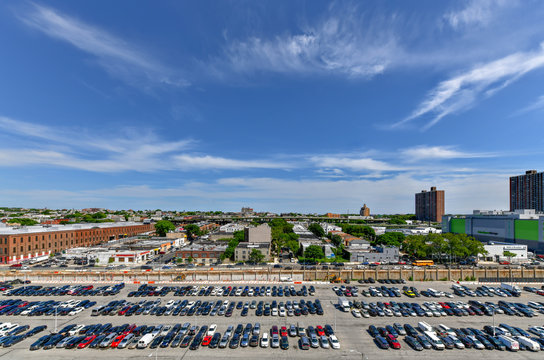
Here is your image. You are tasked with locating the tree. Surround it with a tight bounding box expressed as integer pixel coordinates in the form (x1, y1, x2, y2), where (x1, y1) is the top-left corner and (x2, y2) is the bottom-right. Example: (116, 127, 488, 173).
(304, 245, 324, 260)
(220, 238, 240, 261)
(374, 232, 405, 247)
(285, 239, 300, 255)
(248, 249, 265, 264)
(503, 251, 517, 262)
(308, 223, 325, 238)
(340, 224, 375, 240)
(155, 220, 175, 237)
(7, 218, 38, 226)
(187, 256, 194, 263)
(233, 230, 245, 242)
(184, 224, 201, 241)
(327, 233, 343, 247)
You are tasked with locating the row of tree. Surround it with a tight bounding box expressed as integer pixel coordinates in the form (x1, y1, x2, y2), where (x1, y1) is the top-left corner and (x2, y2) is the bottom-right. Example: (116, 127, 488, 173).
(402, 233, 486, 262)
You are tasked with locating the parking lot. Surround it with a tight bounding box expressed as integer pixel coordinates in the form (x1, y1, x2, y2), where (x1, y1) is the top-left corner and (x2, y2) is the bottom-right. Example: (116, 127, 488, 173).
(1, 281, 544, 359)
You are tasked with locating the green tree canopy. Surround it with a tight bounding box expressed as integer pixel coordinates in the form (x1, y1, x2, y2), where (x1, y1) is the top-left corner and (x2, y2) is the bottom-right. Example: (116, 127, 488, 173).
(503, 251, 517, 258)
(308, 223, 325, 238)
(403, 233, 487, 261)
(374, 232, 405, 247)
(340, 224, 375, 240)
(7, 218, 39, 226)
(304, 245, 325, 260)
(184, 224, 201, 241)
(248, 249, 265, 264)
(155, 220, 175, 237)
(327, 232, 343, 247)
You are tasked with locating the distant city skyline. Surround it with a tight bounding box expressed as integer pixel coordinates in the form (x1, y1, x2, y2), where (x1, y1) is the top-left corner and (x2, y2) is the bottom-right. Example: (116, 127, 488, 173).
(1, 1, 543, 213)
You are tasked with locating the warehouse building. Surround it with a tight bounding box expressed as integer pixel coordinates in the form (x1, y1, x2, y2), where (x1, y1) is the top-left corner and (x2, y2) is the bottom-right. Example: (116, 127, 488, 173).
(443, 209, 544, 252)
(0, 222, 154, 264)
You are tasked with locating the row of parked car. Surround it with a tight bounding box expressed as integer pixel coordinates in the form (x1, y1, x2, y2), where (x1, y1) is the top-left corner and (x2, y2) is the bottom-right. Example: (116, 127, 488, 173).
(0, 298, 96, 316)
(28, 322, 340, 351)
(348, 299, 544, 318)
(129, 284, 316, 298)
(452, 284, 521, 297)
(0, 323, 47, 348)
(91, 297, 324, 317)
(4, 283, 125, 297)
(369, 321, 544, 351)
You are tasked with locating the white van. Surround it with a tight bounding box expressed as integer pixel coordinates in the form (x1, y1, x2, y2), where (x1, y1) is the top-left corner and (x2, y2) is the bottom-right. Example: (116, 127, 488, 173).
(137, 334, 155, 349)
(424, 331, 445, 350)
(516, 336, 540, 351)
(498, 335, 519, 351)
(418, 321, 433, 333)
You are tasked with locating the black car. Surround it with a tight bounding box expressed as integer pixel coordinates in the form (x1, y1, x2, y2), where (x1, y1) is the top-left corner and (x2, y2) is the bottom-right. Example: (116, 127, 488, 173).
(180, 336, 192, 348)
(150, 335, 164, 349)
(375, 336, 389, 349)
(209, 333, 221, 349)
(189, 336, 202, 350)
(30, 334, 51, 351)
(368, 325, 379, 338)
(280, 336, 289, 350)
(229, 334, 240, 349)
(404, 336, 423, 351)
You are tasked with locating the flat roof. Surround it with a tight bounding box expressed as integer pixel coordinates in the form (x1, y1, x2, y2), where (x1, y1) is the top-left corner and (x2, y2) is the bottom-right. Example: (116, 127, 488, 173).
(0, 222, 147, 235)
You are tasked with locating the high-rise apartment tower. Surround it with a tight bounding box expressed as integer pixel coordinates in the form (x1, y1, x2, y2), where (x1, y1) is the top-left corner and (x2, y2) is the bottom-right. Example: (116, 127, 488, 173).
(415, 186, 445, 222)
(510, 170, 544, 212)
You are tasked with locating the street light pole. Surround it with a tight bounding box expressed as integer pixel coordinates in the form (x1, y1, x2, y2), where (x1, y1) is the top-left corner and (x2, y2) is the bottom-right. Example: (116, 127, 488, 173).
(492, 308, 495, 337)
(54, 305, 58, 333)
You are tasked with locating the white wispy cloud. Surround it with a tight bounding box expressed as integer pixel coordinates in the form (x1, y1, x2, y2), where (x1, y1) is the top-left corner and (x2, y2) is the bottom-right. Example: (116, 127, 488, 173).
(401, 145, 496, 161)
(393, 42, 544, 129)
(174, 155, 289, 170)
(310, 155, 403, 172)
(19, 3, 188, 88)
(0, 116, 287, 172)
(214, 7, 399, 79)
(512, 95, 544, 116)
(445, 0, 514, 30)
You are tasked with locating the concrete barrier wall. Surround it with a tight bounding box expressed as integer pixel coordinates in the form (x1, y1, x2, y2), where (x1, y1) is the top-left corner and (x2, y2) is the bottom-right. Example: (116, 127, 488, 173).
(2, 268, 543, 283)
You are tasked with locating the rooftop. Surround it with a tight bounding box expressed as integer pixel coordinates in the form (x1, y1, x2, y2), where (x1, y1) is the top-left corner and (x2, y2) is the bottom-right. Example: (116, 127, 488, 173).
(0, 221, 148, 235)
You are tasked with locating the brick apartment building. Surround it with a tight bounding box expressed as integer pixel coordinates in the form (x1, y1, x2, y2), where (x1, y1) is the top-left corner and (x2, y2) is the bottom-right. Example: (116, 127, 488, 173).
(415, 186, 445, 222)
(175, 243, 227, 265)
(0, 222, 154, 264)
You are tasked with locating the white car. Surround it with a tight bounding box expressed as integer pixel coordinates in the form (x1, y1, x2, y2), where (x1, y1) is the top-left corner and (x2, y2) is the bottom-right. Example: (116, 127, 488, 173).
(279, 308, 286, 317)
(260, 332, 269, 348)
(329, 335, 340, 349)
(208, 324, 217, 336)
(351, 309, 362, 318)
(68, 307, 84, 316)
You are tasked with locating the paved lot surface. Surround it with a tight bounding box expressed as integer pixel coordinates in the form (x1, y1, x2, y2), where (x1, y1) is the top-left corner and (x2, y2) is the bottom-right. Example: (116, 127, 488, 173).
(1, 281, 544, 359)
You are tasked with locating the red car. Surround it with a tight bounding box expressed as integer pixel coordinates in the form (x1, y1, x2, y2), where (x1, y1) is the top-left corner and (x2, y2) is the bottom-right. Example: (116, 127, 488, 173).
(201, 336, 212, 346)
(280, 327, 288, 337)
(78, 335, 96, 349)
(110, 334, 126, 348)
(271, 326, 279, 336)
(438, 302, 450, 309)
(316, 326, 325, 336)
(386, 334, 401, 349)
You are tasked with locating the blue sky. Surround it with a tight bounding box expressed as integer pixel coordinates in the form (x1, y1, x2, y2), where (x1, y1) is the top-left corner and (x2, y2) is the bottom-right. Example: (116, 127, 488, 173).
(1, 0, 544, 213)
